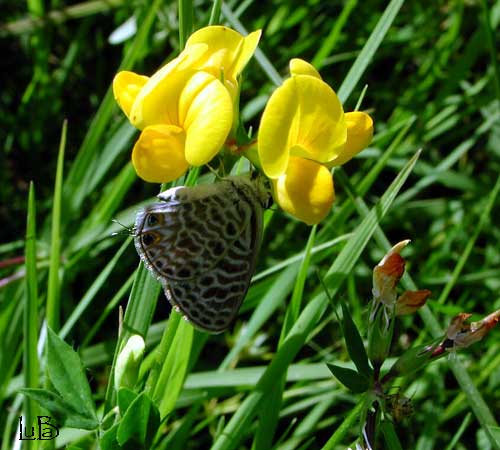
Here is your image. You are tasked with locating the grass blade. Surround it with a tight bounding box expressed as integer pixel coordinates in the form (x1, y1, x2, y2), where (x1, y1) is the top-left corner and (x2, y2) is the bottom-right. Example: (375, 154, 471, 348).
(178, 0, 193, 48)
(155, 320, 194, 418)
(63, 0, 164, 216)
(210, 151, 421, 450)
(59, 236, 133, 340)
(46, 120, 67, 332)
(312, 0, 358, 69)
(437, 174, 500, 305)
(23, 182, 39, 449)
(337, 0, 405, 104)
(252, 227, 317, 449)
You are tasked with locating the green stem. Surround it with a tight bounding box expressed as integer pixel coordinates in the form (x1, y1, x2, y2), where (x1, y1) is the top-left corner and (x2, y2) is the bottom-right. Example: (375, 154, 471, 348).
(178, 0, 193, 48)
(209, 0, 222, 25)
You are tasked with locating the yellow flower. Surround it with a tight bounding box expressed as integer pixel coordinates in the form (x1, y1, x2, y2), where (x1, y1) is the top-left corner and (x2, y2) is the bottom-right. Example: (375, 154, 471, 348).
(258, 59, 373, 224)
(113, 26, 261, 183)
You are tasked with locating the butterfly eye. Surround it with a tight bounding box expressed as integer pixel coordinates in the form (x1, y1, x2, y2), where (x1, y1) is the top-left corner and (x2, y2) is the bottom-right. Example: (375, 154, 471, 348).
(147, 214, 159, 226)
(142, 233, 155, 246)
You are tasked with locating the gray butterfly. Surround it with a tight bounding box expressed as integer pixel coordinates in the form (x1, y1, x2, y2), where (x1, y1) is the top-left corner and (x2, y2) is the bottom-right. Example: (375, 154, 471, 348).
(134, 175, 270, 333)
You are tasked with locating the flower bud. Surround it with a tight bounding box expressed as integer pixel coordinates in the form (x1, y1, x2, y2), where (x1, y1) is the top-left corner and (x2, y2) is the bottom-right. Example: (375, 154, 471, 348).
(445, 310, 499, 350)
(114, 335, 145, 391)
(372, 240, 410, 310)
(368, 306, 394, 368)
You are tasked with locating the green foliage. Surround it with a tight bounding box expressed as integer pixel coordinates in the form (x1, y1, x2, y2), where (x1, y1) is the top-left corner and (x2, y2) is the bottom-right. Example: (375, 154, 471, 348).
(115, 393, 160, 449)
(2, 0, 500, 449)
(326, 364, 369, 394)
(21, 327, 99, 430)
(338, 300, 372, 378)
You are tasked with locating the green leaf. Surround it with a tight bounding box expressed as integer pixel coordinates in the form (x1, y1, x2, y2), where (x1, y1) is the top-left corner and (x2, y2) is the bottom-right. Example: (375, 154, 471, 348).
(326, 364, 369, 393)
(46, 327, 98, 423)
(488, 426, 500, 447)
(339, 300, 371, 378)
(321, 401, 368, 450)
(118, 388, 139, 415)
(380, 420, 404, 450)
(117, 393, 160, 449)
(101, 424, 121, 450)
(20, 388, 98, 430)
(105, 257, 160, 415)
(436, 174, 500, 305)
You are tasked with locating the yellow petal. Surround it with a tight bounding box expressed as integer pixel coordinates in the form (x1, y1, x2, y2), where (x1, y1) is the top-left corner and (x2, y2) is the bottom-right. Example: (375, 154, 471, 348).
(328, 111, 373, 166)
(259, 75, 346, 178)
(258, 78, 298, 178)
(289, 58, 321, 79)
(131, 125, 188, 183)
(232, 29, 262, 77)
(290, 76, 346, 163)
(185, 26, 261, 81)
(395, 290, 431, 316)
(273, 157, 334, 225)
(113, 71, 149, 119)
(181, 72, 233, 166)
(128, 46, 208, 129)
(131, 70, 190, 130)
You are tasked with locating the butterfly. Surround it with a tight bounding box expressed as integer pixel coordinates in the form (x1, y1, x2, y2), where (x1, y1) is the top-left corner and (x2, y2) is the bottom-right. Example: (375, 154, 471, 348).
(134, 175, 271, 333)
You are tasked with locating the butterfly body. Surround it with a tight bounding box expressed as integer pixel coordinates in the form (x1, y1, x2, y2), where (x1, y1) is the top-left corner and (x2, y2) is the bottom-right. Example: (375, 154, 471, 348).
(134, 176, 269, 333)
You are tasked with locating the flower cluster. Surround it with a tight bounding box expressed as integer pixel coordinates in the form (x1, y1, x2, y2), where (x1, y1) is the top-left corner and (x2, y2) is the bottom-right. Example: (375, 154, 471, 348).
(113, 26, 260, 183)
(368, 242, 499, 377)
(258, 59, 373, 224)
(113, 26, 373, 225)
(368, 240, 431, 367)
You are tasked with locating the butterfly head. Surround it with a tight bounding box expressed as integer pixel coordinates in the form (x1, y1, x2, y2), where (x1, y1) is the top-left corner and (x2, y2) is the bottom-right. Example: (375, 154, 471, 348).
(230, 173, 273, 210)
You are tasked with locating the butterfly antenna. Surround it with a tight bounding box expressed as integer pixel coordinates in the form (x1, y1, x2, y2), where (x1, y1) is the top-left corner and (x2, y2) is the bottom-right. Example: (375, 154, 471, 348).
(111, 219, 135, 236)
(207, 163, 224, 180)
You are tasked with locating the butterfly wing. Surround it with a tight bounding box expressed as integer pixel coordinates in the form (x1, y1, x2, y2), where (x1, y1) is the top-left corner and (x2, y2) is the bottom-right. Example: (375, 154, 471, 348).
(135, 178, 264, 333)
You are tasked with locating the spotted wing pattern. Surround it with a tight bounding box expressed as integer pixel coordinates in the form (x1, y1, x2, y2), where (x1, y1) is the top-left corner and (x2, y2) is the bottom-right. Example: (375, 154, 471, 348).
(134, 176, 267, 333)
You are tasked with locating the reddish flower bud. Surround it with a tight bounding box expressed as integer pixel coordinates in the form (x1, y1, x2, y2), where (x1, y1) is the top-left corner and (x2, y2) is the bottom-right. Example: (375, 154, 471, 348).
(372, 240, 410, 313)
